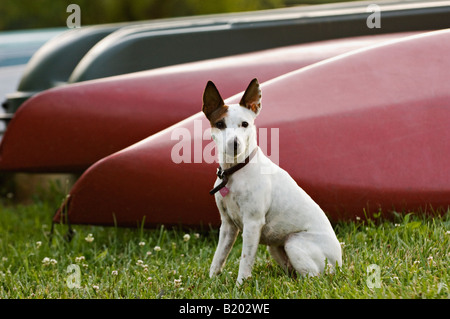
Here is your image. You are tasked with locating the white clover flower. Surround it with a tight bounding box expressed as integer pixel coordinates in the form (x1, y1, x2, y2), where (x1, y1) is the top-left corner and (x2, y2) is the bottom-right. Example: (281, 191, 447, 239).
(85, 234, 94, 243)
(42, 257, 57, 266)
(136, 260, 148, 270)
(324, 263, 334, 275)
(111, 270, 118, 276)
(154, 246, 161, 252)
(183, 234, 191, 242)
(194, 233, 200, 239)
(174, 278, 182, 287)
(146, 251, 152, 256)
(75, 256, 85, 263)
(92, 285, 99, 291)
(36, 241, 42, 249)
(139, 241, 145, 246)
(42, 257, 50, 266)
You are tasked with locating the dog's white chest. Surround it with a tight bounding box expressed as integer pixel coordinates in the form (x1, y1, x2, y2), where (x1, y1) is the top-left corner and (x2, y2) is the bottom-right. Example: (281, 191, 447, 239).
(217, 192, 245, 230)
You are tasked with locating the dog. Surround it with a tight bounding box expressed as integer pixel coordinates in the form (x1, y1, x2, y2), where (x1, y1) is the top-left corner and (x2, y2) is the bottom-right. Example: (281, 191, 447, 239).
(202, 78, 342, 285)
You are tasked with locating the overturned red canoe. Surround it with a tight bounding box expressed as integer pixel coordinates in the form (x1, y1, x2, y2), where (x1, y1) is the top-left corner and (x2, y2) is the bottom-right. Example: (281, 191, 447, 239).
(0, 32, 417, 173)
(54, 29, 450, 228)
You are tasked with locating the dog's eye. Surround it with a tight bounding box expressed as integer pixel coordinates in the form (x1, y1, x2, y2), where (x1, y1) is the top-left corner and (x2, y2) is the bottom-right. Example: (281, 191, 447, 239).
(242, 121, 249, 128)
(215, 121, 226, 129)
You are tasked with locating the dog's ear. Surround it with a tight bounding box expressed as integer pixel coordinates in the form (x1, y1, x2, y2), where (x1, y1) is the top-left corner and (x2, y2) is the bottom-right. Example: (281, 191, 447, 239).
(202, 81, 225, 121)
(240, 78, 261, 115)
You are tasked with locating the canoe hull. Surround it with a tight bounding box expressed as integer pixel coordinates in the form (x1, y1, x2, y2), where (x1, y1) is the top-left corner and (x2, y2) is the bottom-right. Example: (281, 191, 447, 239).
(54, 30, 450, 227)
(0, 33, 415, 172)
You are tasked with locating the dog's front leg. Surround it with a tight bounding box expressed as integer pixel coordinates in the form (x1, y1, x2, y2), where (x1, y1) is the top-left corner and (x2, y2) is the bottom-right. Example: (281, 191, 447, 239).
(210, 218, 239, 278)
(237, 219, 264, 285)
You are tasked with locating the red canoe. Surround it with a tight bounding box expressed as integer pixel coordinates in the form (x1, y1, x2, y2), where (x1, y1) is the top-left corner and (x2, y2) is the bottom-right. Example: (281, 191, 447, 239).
(54, 29, 450, 228)
(0, 32, 417, 173)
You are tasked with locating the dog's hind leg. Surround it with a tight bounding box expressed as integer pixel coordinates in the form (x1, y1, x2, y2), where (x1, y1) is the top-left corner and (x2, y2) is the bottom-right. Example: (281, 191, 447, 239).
(267, 245, 295, 275)
(283, 232, 341, 277)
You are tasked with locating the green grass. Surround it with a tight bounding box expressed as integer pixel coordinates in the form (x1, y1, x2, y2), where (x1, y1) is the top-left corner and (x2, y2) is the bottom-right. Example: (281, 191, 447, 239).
(0, 189, 448, 299)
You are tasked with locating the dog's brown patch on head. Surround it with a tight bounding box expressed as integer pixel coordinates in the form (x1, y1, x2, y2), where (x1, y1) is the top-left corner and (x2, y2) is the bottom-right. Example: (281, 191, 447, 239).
(240, 78, 261, 115)
(208, 104, 228, 127)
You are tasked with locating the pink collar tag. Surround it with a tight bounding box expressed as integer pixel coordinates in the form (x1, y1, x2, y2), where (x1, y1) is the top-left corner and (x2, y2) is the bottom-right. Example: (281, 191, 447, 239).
(219, 186, 230, 197)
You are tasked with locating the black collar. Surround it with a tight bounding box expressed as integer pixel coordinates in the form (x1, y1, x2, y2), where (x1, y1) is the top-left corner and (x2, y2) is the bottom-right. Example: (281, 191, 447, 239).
(209, 147, 258, 195)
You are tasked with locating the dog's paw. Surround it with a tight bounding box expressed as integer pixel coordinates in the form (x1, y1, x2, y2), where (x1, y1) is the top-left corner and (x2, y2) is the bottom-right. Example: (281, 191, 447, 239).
(209, 266, 221, 278)
(236, 274, 251, 286)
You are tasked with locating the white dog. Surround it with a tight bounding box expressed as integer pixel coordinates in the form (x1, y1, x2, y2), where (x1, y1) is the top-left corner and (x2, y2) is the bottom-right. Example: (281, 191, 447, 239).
(202, 78, 342, 285)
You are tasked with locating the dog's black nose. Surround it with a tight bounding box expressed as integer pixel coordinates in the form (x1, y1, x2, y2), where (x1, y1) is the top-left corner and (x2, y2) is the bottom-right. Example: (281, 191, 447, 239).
(233, 137, 239, 151)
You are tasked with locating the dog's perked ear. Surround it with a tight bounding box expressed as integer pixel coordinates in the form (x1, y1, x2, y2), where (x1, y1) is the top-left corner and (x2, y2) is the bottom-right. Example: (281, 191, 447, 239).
(202, 81, 226, 122)
(240, 78, 261, 115)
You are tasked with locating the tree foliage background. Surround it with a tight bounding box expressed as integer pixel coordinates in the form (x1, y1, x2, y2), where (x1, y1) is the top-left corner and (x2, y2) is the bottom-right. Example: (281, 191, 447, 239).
(0, 0, 357, 31)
